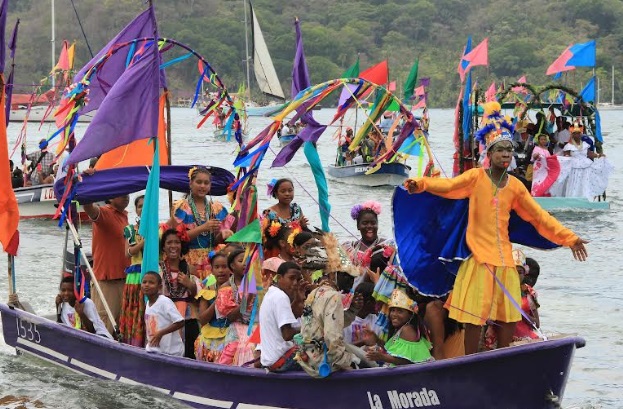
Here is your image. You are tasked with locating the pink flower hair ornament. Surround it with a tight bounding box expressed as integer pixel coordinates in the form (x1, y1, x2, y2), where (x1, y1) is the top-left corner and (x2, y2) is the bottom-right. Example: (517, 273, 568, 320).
(350, 200, 382, 220)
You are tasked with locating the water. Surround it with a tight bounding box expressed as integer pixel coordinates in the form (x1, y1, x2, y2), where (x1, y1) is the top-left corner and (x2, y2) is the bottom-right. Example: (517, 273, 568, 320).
(1, 107, 622, 408)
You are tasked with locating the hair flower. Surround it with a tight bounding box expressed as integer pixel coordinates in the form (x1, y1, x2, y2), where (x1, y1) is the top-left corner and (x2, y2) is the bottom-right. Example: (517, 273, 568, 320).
(350, 200, 382, 220)
(268, 220, 282, 238)
(187, 166, 198, 181)
(175, 224, 190, 243)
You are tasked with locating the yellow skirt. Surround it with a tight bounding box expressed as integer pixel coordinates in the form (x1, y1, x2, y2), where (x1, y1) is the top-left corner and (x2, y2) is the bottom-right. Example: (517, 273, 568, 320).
(445, 257, 521, 325)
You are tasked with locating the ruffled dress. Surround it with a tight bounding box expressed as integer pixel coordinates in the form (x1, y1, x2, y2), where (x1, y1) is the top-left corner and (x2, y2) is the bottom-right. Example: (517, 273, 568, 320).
(173, 198, 231, 280)
(372, 265, 410, 341)
(531, 146, 560, 197)
(548, 141, 613, 199)
(119, 224, 145, 346)
(194, 287, 231, 362)
(384, 327, 432, 366)
(217, 277, 257, 366)
(261, 202, 303, 226)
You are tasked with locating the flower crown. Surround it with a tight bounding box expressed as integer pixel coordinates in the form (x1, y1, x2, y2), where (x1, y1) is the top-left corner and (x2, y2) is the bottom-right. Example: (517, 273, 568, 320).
(350, 201, 382, 220)
(187, 166, 198, 181)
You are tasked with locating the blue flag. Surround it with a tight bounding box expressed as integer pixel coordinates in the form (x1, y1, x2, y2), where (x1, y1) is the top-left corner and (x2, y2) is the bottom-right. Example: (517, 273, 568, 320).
(567, 40, 596, 68)
(139, 138, 161, 278)
(579, 76, 596, 103)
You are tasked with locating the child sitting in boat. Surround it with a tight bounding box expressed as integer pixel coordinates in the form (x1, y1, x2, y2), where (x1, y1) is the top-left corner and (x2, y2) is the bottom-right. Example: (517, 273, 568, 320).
(343, 282, 380, 347)
(195, 252, 232, 362)
(363, 289, 432, 366)
(514, 251, 541, 341)
(218, 248, 257, 366)
(259, 261, 302, 372)
(142, 271, 185, 357)
(56, 277, 113, 339)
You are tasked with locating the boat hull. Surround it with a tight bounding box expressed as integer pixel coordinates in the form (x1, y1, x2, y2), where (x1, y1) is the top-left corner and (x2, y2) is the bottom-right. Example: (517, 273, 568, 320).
(13, 184, 89, 220)
(0, 303, 583, 409)
(534, 197, 610, 211)
(9, 106, 93, 123)
(277, 134, 296, 146)
(328, 163, 410, 187)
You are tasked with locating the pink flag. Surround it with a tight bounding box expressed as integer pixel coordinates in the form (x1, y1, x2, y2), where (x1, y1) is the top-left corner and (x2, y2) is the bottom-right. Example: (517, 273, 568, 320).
(546, 45, 575, 75)
(414, 85, 426, 97)
(412, 98, 426, 110)
(485, 82, 496, 102)
(512, 76, 527, 93)
(464, 38, 489, 69)
(388, 81, 396, 91)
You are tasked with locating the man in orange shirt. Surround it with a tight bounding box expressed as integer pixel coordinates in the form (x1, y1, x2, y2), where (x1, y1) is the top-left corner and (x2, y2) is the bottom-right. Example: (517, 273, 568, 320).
(83, 194, 130, 335)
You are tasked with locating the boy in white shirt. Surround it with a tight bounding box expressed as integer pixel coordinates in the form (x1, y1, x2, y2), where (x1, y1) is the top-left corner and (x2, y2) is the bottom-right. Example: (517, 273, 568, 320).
(56, 277, 113, 339)
(259, 261, 302, 372)
(142, 271, 185, 356)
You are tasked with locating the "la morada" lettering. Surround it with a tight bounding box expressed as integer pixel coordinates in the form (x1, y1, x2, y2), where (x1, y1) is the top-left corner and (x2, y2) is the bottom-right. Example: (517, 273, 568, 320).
(367, 389, 441, 409)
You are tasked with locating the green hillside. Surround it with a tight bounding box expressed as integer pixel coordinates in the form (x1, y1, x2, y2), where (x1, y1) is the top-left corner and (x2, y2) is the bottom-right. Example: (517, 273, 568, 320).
(8, 0, 623, 107)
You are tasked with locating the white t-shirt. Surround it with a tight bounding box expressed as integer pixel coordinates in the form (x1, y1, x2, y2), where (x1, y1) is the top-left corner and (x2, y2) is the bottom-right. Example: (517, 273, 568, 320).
(259, 286, 298, 367)
(145, 295, 184, 356)
(60, 299, 113, 339)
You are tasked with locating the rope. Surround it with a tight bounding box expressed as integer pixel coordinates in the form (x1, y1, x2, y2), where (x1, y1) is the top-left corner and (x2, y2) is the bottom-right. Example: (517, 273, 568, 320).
(68, 0, 94, 58)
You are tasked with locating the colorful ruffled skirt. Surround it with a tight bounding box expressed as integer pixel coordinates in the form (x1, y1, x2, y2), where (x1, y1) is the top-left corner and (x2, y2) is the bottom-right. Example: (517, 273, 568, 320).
(195, 322, 229, 362)
(218, 322, 257, 366)
(119, 264, 145, 346)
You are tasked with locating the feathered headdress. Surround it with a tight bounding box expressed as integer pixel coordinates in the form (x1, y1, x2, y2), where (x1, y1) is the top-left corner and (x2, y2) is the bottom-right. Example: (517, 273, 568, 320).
(475, 102, 515, 150)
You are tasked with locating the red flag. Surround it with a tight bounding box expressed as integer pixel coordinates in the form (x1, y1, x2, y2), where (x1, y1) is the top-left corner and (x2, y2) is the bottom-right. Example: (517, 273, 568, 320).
(485, 82, 496, 102)
(546, 45, 575, 76)
(0, 75, 19, 254)
(360, 60, 389, 86)
(53, 40, 70, 72)
(464, 38, 488, 69)
(388, 80, 396, 91)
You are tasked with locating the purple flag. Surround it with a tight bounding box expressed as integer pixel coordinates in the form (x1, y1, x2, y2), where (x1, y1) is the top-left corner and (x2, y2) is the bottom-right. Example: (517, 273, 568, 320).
(272, 19, 327, 167)
(74, 8, 159, 114)
(8, 19, 18, 60)
(419, 77, 430, 87)
(67, 51, 160, 165)
(0, 0, 7, 73)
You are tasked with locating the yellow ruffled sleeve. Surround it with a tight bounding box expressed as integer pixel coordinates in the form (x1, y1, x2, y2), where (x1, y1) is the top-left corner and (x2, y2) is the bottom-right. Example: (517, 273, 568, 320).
(512, 185, 579, 247)
(408, 168, 480, 200)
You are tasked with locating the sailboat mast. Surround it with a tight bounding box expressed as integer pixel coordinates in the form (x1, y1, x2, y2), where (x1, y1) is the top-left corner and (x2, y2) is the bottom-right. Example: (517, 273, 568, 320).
(51, 0, 56, 88)
(243, 0, 251, 100)
(612, 65, 615, 105)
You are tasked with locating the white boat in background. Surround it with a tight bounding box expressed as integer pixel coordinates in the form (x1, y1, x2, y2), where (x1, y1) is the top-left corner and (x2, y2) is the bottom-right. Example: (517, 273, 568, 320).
(327, 162, 411, 187)
(9, 105, 94, 123)
(13, 184, 90, 220)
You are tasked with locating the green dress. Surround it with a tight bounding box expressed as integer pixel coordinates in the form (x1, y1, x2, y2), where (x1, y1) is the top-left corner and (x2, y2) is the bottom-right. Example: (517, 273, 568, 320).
(385, 327, 432, 366)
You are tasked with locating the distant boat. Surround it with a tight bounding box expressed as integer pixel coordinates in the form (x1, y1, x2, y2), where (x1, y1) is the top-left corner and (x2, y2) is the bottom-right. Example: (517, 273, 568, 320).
(277, 133, 296, 146)
(327, 162, 410, 187)
(13, 184, 89, 220)
(9, 104, 93, 123)
(241, 0, 286, 116)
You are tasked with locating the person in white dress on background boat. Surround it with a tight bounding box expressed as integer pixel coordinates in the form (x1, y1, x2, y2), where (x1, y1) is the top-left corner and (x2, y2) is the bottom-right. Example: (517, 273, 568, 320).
(548, 124, 612, 199)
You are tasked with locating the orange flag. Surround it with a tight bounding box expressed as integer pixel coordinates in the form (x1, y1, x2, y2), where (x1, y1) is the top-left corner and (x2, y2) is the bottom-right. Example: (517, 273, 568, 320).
(95, 92, 169, 170)
(0, 74, 19, 254)
(53, 40, 71, 72)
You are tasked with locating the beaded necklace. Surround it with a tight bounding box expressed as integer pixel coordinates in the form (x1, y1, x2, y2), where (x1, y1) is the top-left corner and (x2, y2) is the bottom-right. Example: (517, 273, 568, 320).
(488, 168, 507, 206)
(189, 195, 213, 249)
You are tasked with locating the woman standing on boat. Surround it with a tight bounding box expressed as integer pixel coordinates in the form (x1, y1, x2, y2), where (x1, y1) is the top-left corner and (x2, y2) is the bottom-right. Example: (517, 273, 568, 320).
(530, 134, 560, 197)
(262, 178, 309, 228)
(549, 124, 612, 200)
(169, 166, 233, 280)
(343, 201, 395, 275)
(404, 102, 588, 355)
(159, 228, 201, 359)
(119, 195, 146, 347)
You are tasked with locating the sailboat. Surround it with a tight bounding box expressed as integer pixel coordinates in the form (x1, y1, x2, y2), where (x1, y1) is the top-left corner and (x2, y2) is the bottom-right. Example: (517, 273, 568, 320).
(241, 0, 286, 117)
(597, 65, 622, 110)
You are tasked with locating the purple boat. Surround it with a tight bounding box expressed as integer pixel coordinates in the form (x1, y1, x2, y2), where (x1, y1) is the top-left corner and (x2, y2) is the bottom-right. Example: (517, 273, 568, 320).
(1, 303, 584, 409)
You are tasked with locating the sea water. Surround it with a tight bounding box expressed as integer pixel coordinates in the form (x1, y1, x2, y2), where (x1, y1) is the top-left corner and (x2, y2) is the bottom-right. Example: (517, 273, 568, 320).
(0, 108, 621, 408)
